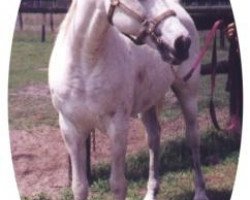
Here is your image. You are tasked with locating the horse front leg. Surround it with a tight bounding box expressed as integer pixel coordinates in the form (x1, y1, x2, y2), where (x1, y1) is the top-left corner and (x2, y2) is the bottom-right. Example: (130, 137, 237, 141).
(108, 116, 129, 200)
(59, 114, 90, 200)
(172, 85, 209, 200)
(141, 106, 161, 200)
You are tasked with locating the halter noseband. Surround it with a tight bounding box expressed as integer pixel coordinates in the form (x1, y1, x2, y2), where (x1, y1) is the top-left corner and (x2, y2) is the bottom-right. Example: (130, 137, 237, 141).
(108, 0, 176, 45)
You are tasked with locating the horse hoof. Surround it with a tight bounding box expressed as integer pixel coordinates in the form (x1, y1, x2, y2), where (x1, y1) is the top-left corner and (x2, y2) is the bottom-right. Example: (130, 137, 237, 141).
(143, 193, 156, 200)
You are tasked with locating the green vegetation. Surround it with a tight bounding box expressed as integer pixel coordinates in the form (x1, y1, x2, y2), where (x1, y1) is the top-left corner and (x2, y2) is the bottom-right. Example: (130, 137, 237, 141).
(9, 31, 58, 130)
(9, 31, 55, 90)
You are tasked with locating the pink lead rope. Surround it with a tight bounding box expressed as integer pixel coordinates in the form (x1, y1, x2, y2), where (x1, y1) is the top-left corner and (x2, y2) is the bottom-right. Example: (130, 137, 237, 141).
(182, 19, 226, 131)
(183, 20, 223, 82)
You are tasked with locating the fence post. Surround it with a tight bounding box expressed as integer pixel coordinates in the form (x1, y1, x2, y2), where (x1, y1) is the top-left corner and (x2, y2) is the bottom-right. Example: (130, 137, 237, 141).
(41, 13, 46, 42)
(18, 12, 24, 30)
(50, 0, 55, 32)
(50, 13, 54, 32)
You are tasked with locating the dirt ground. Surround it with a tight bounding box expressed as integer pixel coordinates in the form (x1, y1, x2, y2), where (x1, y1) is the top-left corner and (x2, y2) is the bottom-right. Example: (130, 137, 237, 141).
(10, 120, 146, 198)
(10, 85, 227, 199)
(10, 116, 218, 199)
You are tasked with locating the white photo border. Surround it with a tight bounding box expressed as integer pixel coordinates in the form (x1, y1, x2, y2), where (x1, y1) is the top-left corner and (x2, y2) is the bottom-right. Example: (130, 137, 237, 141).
(0, 0, 249, 199)
(0, 0, 22, 199)
(230, 0, 250, 199)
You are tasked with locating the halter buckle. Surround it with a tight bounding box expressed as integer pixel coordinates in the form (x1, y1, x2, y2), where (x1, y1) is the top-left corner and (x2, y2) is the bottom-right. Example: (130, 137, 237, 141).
(143, 20, 157, 34)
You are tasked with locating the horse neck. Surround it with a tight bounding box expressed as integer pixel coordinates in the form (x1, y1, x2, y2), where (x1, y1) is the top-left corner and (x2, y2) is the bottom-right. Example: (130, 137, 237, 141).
(82, 6, 110, 62)
(62, 0, 111, 65)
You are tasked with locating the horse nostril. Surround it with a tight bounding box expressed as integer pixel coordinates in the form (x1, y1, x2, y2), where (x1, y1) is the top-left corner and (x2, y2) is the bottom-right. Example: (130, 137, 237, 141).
(174, 36, 191, 52)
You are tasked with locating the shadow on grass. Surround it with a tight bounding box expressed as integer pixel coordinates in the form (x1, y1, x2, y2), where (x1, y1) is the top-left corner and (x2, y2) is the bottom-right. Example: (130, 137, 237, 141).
(172, 189, 232, 200)
(207, 189, 232, 200)
(92, 130, 240, 182)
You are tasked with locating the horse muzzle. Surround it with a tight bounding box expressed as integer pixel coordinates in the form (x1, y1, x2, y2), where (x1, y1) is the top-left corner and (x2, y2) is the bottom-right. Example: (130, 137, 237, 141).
(174, 35, 191, 61)
(157, 35, 191, 65)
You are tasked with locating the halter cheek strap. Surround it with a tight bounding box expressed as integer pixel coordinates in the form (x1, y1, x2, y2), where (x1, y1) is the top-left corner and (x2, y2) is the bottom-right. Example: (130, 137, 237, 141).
(108, 0, 146, 25)
(107, 0, 176, 46)
(136, 10, 176, 45)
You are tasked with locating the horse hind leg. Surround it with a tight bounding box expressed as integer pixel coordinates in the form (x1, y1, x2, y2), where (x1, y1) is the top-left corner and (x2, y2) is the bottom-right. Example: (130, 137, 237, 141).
(141, 106, 161, 200)
(172, 85, 209, 200)
(59, 114, 90, 200)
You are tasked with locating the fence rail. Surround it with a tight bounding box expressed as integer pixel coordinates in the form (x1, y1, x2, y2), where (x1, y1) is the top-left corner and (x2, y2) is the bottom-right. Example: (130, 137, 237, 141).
(17, 0, 233, 43)
(19, 0, 231, 11)
(19, 0, 231, 7)
(19, 0, 70, 13)
(19, 0, 233, 30)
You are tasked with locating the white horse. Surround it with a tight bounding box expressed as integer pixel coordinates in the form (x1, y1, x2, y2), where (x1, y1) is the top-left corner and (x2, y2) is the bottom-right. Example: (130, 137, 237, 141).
(48, 0, 208, 200)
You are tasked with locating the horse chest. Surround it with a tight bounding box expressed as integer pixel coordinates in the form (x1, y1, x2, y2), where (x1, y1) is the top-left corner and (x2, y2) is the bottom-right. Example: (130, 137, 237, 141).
(131, 64, 174, 114)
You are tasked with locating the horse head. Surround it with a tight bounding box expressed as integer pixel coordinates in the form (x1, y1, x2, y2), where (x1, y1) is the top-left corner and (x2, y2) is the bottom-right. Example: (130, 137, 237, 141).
(103, 0, 192, 65)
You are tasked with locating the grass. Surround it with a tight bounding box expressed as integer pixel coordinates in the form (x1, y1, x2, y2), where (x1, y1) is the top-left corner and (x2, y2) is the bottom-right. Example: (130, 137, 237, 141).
(90, 131, 239, 200)
(9, 31, 55, 89)
(9, 31, 58, 130)
(9, 25, 239, 200)
(161, 73, 229, 121)
(9, 94, 58, 130)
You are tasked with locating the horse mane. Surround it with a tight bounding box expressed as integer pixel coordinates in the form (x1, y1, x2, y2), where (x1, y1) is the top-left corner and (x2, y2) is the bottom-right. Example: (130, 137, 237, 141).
(60, 0, 77, 31)
(59, 0, 109, 63)
(82, 5, 110, 62)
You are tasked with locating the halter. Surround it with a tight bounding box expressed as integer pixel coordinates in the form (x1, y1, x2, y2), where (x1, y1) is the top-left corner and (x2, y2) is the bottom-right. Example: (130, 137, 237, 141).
(107, 0, 176, 45)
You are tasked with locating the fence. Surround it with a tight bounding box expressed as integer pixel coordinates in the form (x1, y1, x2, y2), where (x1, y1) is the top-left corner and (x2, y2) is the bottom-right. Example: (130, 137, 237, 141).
(18, 0, 233, 38)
